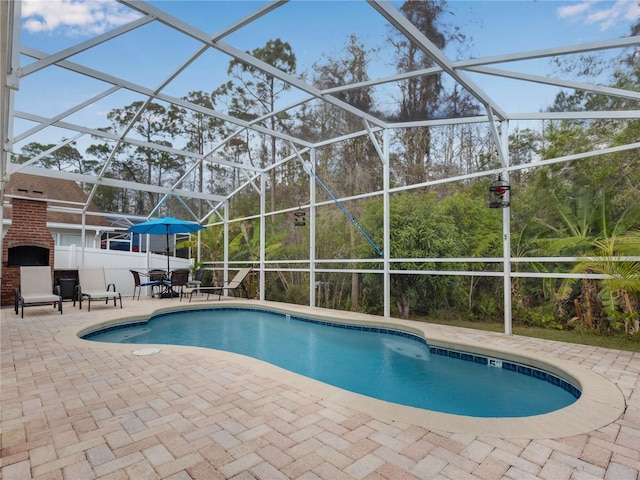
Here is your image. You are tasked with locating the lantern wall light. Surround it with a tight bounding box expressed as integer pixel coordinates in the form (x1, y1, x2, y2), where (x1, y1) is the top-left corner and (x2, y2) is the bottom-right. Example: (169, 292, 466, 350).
(294, 207, 306, 226)
(489, 174, 510, 208)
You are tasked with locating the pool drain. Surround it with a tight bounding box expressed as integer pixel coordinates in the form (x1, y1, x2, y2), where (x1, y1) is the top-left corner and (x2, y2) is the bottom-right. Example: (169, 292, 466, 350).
(132, 348, 160, 356)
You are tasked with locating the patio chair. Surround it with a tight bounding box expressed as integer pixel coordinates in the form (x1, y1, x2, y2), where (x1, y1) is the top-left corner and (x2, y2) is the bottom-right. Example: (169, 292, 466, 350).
(188, 267, 252, 302)
(187, 268, 205, 289)
(185, 268, 206, 297)
(130, 270, 161, 299)
(15, 266, 63, 318)
(75, 266, 122, 311)
(162, 268, 190, 300)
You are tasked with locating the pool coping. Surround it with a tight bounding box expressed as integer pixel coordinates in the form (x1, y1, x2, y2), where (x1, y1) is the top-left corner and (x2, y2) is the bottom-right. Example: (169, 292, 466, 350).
(56, 300, 626, 439)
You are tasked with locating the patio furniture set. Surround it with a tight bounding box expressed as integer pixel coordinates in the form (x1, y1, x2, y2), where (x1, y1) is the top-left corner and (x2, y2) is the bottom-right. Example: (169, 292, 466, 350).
(131, 267, 252, 302)
(14, 265, 252, 317)
(14, 216, 250, 317)
(14, 265, 121, 317)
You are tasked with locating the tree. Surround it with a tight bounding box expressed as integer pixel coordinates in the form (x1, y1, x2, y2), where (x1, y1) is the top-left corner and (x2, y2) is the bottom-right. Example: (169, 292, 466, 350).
(508, 127, 542, 184)
(439, 189, 502, 313)
(17, 141, 87, 173)
(169, 91, 225, 218)
(227, 39, 297, 216)
(312, 35, 382, 309)
(85, 142, 128, 212)
(525, 24, 640, 330)
(359, 192, 464, 319)
(107, 101, 181, 213)
(534, 188, 639, 332)
(389, 0, 459, 184)
(569, 231, 640, 334)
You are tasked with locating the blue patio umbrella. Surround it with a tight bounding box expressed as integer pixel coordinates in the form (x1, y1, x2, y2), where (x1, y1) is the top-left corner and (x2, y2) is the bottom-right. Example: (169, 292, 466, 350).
(126, 216, 205, 273)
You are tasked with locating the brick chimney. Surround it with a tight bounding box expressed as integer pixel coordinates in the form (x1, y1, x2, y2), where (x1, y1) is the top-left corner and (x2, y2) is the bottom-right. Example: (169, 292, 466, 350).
(1, 191, 55, 306)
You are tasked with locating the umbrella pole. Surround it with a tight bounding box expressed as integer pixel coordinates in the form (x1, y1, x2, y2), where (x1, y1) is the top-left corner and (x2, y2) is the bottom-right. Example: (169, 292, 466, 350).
(166, 229, 170, 274)
(161, 229, 176, 298)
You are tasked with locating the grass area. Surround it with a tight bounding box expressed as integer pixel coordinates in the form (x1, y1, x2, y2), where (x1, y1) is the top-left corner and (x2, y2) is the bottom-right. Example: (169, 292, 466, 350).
(415, 317, 640, 353)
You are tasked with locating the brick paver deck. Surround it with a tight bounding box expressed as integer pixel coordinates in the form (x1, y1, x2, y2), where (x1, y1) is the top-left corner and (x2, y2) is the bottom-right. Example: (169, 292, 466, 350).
(2, 298, 638, 479)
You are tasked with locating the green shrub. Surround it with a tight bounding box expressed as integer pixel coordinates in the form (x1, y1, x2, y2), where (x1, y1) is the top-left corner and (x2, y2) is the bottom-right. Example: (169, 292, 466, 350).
(516, 308, 564, 330)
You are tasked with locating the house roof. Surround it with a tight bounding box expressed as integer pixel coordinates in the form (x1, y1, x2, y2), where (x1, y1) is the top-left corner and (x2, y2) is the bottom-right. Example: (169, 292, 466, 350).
(3, 173, 111, 227)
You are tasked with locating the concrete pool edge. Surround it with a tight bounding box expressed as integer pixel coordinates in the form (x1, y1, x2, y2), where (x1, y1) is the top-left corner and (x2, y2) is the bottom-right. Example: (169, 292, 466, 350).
(57, 300, 627, 439)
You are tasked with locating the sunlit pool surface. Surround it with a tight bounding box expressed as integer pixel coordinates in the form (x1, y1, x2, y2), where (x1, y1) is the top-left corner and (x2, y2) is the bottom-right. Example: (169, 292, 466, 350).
(83, 308, 580, 417)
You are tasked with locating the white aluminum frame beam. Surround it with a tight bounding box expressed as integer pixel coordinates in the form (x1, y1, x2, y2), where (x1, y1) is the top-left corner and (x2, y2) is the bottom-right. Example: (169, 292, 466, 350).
(315, 35, 640, 123)
(119, 0, 389, 130)
(467, 66, 640, 102)
(18, 16, 153, 77)
(14, 85, 121, 143)
(18, 46, 314, 151)
(12, 110, 260, 172)
(14, 165, 226, 202)
(368, 0, 508, 120)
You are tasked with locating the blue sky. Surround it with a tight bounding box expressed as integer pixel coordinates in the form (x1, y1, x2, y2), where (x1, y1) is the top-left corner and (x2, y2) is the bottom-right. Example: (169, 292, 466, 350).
(20, 1, 638, 57)
(13, 0, 640, 150)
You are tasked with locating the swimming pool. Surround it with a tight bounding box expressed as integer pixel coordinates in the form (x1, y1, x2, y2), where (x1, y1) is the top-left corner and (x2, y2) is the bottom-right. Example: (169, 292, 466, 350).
(83, 307, 579, 418)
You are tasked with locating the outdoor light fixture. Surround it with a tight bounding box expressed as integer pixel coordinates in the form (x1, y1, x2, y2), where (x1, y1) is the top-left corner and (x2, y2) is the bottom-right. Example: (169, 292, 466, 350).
(489, 174, 510, 208)
(294, 208, 306, 227)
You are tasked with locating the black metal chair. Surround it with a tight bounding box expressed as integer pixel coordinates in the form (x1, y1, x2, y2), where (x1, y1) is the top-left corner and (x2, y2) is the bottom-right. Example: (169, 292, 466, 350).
(130, 270, 161, 299)
(186, 268, 205, 296)
(162, 268, 190, 300)
(188, 268, 205, 288)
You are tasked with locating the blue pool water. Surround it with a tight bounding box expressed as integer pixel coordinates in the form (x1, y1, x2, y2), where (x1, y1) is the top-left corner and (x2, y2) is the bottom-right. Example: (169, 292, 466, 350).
(84, 308, 580, 417)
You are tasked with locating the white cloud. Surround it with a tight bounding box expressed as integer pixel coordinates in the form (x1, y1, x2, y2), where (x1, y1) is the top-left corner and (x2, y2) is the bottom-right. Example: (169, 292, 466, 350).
(21, 0, 141, 36)
(557, 1, 592, 18)
(556, 0, 639, 31)
(622, 0, 640, 21)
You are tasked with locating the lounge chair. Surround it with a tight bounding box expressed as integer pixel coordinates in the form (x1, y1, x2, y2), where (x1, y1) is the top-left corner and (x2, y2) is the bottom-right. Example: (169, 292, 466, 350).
(15, 266, 63, 318)
(188, 268, 252, 302)
(75, 266, 122, 311)
(130, 270, 161, 299)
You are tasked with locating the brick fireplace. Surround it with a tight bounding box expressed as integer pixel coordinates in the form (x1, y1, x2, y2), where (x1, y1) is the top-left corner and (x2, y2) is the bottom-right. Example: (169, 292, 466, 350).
(1, 193, 55, 306)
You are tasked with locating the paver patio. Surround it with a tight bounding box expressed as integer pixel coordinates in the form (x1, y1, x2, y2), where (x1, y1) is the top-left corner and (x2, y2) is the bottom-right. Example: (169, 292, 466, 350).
(1, 298, 638, 479)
